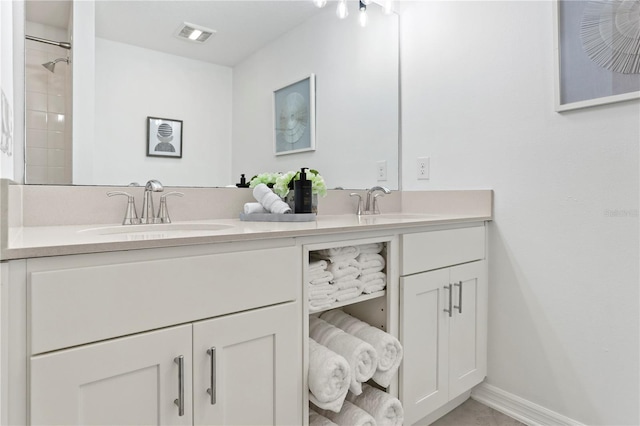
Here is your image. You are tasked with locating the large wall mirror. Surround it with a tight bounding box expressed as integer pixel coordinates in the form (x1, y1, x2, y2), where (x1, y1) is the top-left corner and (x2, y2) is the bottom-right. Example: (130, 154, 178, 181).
(24, 0, 399, 190)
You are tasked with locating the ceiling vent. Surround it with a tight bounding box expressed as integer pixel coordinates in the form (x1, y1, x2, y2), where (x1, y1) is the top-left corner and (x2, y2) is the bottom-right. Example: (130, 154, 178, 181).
(175, 22, 216, 43)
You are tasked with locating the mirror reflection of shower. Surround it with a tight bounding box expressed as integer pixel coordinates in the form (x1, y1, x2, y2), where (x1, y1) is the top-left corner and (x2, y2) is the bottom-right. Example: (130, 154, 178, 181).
(42, 57, 70, 73)
(24, 6, 74, 185)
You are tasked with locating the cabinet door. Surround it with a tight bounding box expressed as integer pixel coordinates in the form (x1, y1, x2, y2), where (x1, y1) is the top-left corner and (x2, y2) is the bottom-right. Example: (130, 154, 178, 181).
(31, 325, 192, 426)
(449, 261, 487, 398)
(400, 269, 450, 426)
(193, 302, 301, 426)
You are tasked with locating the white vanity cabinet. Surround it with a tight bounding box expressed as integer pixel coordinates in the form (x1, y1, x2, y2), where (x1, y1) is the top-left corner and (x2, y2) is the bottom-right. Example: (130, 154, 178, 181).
(23, 241, 302, 425)
(31, 324, 194, 425)
(30, 302, 300, 426)
(399, 225, 488, 425)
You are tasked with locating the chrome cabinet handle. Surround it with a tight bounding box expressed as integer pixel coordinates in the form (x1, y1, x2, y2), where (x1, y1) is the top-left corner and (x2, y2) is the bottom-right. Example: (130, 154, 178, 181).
(174, 355, 184, 416)
(443, 284, 453, 317)
(206, 347, 217, 405)
(454, 281, 463, 314)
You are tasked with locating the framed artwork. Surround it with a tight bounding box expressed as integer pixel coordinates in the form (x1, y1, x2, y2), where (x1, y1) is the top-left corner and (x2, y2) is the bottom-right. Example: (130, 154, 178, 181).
(553, 0, 640, 111)
(273, 74, 315, 156)
(147, 116, 183, 158)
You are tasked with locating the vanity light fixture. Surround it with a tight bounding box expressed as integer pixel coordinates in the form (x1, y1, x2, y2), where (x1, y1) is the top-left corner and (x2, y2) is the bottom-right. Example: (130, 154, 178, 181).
(314, 0, 395, 22)
(175, 22, 216, 43)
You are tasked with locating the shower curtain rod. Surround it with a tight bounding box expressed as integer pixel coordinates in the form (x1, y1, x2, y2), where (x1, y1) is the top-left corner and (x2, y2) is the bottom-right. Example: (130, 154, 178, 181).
(25, 35, 71, 50)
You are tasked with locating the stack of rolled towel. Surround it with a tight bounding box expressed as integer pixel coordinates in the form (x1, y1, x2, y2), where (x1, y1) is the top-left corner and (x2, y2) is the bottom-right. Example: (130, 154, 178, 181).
(244, 183, 291, 215)
(308, 311, 405, 426)
(308, 244, 387, 310)
(309, 260, 336, 312)
(309, 316, 378, 396)
(320, 309, 403, 388)
(311, 384, 404, 426)
(356, 243, 387, 294)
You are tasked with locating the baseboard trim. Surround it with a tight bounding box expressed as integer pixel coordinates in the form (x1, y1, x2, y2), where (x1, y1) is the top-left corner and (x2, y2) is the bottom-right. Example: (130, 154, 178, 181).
(471, 383, 585, 426)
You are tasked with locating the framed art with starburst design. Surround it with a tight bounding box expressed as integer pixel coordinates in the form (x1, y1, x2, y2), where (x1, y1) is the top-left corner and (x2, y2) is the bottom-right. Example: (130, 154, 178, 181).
(273, 74, 315, 156)
(554, 0, 640, 111)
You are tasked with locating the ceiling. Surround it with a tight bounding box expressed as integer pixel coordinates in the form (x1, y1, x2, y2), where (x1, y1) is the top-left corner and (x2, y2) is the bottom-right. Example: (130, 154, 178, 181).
(25, 0, 327, 67)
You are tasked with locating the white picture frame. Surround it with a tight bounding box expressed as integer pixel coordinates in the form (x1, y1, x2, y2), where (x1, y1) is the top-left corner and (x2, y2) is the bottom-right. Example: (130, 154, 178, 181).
(273, 74, 316, 156)
(553, 0, 640, 112)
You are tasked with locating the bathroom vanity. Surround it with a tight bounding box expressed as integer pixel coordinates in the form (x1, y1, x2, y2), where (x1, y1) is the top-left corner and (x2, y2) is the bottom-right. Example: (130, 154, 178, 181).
(0, 189, 492, 425)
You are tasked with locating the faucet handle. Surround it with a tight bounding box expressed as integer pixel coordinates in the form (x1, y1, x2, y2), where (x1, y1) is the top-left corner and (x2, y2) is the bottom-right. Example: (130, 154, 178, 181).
(349, 193, 363, 216)
(372, 192, 387, 215)
(107, 191, 140, 225)
(157, 192, 184, 224)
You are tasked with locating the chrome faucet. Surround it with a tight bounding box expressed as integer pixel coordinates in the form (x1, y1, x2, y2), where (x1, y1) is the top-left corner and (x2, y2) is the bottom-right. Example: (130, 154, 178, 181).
(364, 186, 391, 215)
(141, 179, 164, 224)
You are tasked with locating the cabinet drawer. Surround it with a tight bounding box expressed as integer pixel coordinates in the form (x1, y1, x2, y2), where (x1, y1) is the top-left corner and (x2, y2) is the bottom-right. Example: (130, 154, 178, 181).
(401, 226, 484, 275)
(29, 246, 299, 354)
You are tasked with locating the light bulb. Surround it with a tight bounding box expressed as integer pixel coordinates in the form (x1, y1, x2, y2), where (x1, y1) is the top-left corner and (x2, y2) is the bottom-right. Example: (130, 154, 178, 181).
(359, 1, 367, 27)
(383, 0, 394, 15)
(336, 0, 348, 19)
(313, 0, 327, 8)
(359, 9, 367, 27)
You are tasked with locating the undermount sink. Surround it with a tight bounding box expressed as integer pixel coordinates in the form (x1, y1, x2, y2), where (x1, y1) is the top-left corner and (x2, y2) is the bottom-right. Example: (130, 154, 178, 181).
(79, 223, 235, 238)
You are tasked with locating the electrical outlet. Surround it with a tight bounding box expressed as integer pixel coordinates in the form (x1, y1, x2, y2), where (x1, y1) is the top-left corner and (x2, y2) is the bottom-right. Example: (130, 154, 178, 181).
(377, 160, 387, 181)
(417, 157, 430, 180)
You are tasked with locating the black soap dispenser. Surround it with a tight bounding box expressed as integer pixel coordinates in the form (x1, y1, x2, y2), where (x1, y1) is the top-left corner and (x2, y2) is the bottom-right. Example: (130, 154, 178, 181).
(294, 167, 313, 214)
(235, 174, 250, 188)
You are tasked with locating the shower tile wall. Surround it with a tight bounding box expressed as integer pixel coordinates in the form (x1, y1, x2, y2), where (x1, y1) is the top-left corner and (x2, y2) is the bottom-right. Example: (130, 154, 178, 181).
(25, 21, 72, 184)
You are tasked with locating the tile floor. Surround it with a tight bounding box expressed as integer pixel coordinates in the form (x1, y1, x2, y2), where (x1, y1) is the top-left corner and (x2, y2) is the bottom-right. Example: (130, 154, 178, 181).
(430, 399, 526, 426)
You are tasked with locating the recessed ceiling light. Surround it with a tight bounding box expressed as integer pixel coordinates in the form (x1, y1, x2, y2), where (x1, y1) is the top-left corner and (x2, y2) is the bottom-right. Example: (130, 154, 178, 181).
(175, 22, 216, 43)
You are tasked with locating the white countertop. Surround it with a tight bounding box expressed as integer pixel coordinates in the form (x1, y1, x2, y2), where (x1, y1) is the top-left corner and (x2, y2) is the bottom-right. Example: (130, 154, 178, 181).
(4, 212, 491, 259)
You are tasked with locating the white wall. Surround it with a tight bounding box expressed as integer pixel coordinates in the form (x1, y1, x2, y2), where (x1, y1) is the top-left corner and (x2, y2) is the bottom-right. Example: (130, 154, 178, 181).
(91, 38, 233, 187)
(232, 6, 399, 190)
(400, 2, 639, 425)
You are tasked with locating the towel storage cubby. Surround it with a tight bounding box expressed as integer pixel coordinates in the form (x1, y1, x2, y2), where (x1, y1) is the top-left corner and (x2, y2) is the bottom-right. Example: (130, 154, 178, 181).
(303, 236, 402, 425)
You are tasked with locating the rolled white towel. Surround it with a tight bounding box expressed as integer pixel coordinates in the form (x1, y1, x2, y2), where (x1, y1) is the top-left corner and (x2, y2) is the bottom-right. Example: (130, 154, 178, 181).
(357, 242, 384, 254)
(252, 183, 291, 214)
(309, 316, 378, 395)
(326, 258, 361, 280)
(356, 253, 386, 274)
(320, 310, 403, 388)
(346, 383, 404, 426)
(308, 338, 351, 413)
(309, 283, 337, 300)
(332, 277, 359, 289)
(310, 259, 329, 273)
(310, 410, 339, 426)
(358, 272, 387, 293)
(312, 400, 376, 426)
(310, 271, 334, 286)
(243, 202, 268, 214)
(310, 296, 336, 313)
(334, 286, 361, 302)
(313, 246, 360, 262)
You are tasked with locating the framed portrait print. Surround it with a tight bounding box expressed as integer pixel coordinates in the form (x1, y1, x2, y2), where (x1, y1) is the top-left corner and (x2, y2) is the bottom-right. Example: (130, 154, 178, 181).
(554, 0, 640, 111)
(273, 74, 316, 156)
(147, 117, 183, 158)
